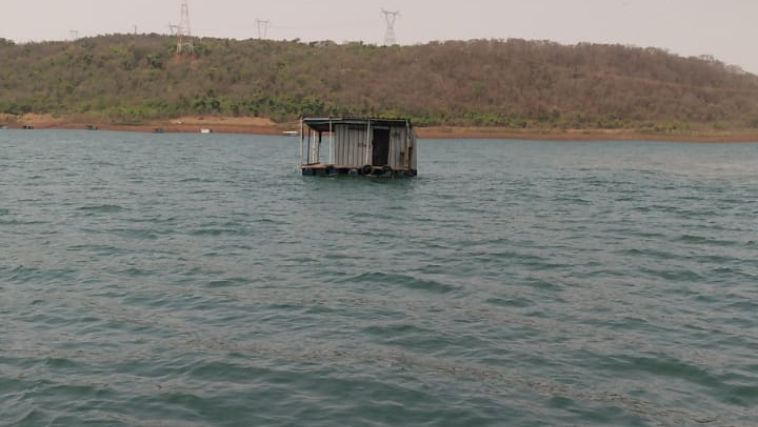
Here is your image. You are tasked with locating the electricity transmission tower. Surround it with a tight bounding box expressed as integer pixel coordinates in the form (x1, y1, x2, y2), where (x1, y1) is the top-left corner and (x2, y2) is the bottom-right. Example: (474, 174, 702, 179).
(69, 30, 79, 41)
(175, 0, 194, 55)
(381, 9, 400, 45)
(256, 19, 270, 40)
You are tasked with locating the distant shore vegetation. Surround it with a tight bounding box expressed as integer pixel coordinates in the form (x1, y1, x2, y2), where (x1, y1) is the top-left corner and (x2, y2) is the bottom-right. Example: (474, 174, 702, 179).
(1, 34, 758, 132)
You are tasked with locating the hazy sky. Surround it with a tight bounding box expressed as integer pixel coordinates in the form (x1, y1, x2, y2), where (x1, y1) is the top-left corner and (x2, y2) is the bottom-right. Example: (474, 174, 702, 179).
(3, 0, 757, 73)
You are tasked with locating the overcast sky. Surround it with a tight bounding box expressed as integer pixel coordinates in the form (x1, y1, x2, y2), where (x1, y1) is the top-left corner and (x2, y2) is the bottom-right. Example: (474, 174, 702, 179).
(2, 0, 757, 73)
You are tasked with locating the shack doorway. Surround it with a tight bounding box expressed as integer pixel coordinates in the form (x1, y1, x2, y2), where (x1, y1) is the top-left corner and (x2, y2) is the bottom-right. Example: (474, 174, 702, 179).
(372, 128, 390, 166)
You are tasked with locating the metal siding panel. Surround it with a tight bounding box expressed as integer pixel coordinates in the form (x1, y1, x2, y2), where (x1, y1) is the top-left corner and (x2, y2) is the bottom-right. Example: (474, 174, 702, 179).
(357, 128, 363, 166)
(351, 128, 358, 166)
(345, 130, 350, 166)
(366, 128, 373, 165)
(334, 126, 342, 165)
(401, 128, 406, 168)
(345, 127, 352, 166)
(331, 126, 375, 168)
(346, 128, 356, 167)
(387, 127, 405, 170)
(392, 129, 399, 170)
(403, 128, 411, 170)
(344, 129, 363, 168)
(394, 128, 403, 169)
(338, 125, 347, 165)
(399, 129, 405, 169)
(335, 125, 361, 167)
(355, 128, 367, 167)
(336, 127, 342, 165)
(389, 129, 398, 170)
(347, 128, 354, 166)
(344, 127, 351, 166)
(355, 130, 358, 166)
(348, 128, 355, 166)
(404, 130, 409, 170)
(363, 125, 368, 166)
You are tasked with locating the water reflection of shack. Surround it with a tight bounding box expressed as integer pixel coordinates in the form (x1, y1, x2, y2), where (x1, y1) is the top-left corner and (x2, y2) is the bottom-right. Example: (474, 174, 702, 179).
(300, 118, 418, 177)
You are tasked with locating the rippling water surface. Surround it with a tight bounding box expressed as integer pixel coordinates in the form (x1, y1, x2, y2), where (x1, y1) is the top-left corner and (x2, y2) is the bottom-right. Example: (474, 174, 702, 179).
(1, 130, 757, 426)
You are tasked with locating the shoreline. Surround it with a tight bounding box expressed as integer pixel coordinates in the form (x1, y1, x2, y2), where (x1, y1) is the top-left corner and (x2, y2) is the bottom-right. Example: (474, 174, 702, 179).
(2, 115, 758, 143)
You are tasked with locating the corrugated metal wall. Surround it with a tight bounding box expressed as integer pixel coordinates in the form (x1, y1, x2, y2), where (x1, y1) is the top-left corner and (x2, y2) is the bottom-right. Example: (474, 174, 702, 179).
(387, 126, 413, 171)
(333, 124, 417, 170)
(301, 129, 322, 165)
(334, 125, 369, 167)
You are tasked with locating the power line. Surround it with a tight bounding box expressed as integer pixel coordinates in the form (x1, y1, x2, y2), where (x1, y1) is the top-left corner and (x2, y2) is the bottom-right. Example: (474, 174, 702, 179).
(381, 9, 400, 46)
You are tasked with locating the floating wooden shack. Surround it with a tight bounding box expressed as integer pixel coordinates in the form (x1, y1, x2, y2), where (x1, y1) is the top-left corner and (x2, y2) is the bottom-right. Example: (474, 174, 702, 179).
(300, 118, 418, 177)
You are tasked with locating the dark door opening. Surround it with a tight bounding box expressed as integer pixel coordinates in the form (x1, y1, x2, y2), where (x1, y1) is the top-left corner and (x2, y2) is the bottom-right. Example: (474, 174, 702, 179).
(372, 128, 390, 166)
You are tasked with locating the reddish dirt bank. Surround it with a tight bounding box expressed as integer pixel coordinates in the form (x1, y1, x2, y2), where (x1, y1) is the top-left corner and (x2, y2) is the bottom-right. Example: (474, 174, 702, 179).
(415, 127, 758, 143)
(2, 114, 758, 143)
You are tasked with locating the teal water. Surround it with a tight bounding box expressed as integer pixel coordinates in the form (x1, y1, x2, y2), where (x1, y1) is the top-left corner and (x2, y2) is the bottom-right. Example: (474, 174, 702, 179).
(1, 130, 757, 426)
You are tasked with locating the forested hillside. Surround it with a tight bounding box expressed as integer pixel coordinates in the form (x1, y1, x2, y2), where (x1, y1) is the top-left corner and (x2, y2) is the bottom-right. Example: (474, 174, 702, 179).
(1, 34, 758, 130)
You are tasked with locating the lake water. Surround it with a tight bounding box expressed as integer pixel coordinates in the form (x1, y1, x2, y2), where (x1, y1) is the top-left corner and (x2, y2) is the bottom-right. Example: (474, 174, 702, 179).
(1, 130, 757, 426)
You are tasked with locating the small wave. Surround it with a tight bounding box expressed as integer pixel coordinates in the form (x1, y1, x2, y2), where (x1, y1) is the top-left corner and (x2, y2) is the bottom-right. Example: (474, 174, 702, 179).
(186, 360, 268, 383)
(8, 409, 48, 427)
(158, 337, 726, 426)
(640, 267, 705, 282)
(43, 357, 83, 369)
(77, 204, 126, 213)
(93, 161, 117, 167)
(179, 177, 217, 183)
(118, 267, 154, 277)
(362, 323, 431, 338)
(189, 228, 225, 236)
(0, 219, 47, 226)
(725, 385, 758, 406)
(618, 247, 680, 260)
(3, 265, 79, 284)
(254, 217, 287, 225)
(485, 297, 534, 308)
(724, 300, 758, 311)
(109, 228, 161, 240)
(554, 195, 592, 205)
(189, 228, 241, 237)
(674, 234, 735, 247)
(606, 354, 721, 388)
(524, 277, 563, 292)
(207, 277, 250, 288)
(342, 272, 457, 294)
(189, 221, 251, 237)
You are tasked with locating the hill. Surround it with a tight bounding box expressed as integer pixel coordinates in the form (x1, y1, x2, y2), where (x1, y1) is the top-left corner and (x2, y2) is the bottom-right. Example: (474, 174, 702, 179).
(1, 34, 758, 133)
